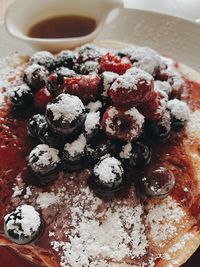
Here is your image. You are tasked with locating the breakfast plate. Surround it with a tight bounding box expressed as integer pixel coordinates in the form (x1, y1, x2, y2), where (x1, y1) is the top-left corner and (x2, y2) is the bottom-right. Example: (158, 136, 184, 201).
(0, 7, 199, 267)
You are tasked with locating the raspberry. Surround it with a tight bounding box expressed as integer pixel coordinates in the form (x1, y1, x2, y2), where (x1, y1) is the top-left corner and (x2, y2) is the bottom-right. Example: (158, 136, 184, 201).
(100, 53, 132, 75)
(139, 89, 168, 121)
(102, 106, 144, 142)
(109, 67, 154, 106)
(34, 87, 54, 111)
(62, 73, 100, 102)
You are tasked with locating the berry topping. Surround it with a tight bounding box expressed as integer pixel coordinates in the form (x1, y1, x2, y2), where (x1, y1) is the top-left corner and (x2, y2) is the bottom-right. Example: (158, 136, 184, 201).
(86, 100, 102, 112)
(120, 142, 151, 168)
(130, 47, 162, 75)
(167, 99, 190, 129)
(102, 106, 144, 142)
(145, 111, 171, 140)
(4, 205, 42, 245)
(9, 84, 33, 108)
(100, 71, 119, 99)
(46, 93, 86, 136)
(56, 50, 76, 69)
(28, 114, 47, 138)
(77, 44, 103, 63)
(47, 68, 76, 95)
(100, 52, 132, 75)
(24, 64, 49, 91)
(109, 67, 154, 106)
(116, 47, 135, 58)
(29, 144, 61, 183)
(93, 156, 124, 189)
(63, 134, 87, 164)
(34, 87, 54, 111)
(84, 111, 100, 139)
(79, 61, 99, 75)
(29, 51, 55, 70)
(62, 73, 100, 102)
(157, 67, 185, 97)
(142, 167, 175, 198)
(154, 80, 172, 96)
(140, 89, 168, 121)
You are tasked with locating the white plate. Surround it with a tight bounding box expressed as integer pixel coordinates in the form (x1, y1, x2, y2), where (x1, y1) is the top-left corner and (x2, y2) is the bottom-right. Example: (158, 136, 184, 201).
(0, 8, 200, 72)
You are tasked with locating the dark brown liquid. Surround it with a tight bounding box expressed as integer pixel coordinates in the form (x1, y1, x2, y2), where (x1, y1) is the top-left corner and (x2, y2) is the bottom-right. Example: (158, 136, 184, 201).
(28, 15, 96, 39)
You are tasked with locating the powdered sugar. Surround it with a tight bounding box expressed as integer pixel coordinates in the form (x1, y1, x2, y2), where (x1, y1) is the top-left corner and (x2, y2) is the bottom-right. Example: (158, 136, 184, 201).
(94, 156, 123, 185)
(120, 143, 132, 159)
(130, 47, 162, 75)
(24, 63, 48, 82)
(29, 144, 60, 171)
(167, 99, 190, 121)
(111, 67, 153, 92)
(101, 71, 119, 97)
(84, 111, 100, 135)
(86, 100, 102, 112)
(106, 106, 118, 135)
(29, 51, 54, 68)
(125, 107, 144, 127)
(9, 83, 31, 98)
(64, 134, 86, 157)
(154, 80, 172, 95)
(47, 93, 85, 123)
(4, 205, 41, 238)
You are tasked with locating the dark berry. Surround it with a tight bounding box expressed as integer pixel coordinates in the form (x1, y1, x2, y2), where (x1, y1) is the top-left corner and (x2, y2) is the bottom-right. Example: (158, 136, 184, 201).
(102, 106, 144, 142)
(120, 142, 151, 168)
(63, 134, 87, 171)
(116, 47, 135, 59)
(100, 52, 132, 75)
(93, 156, 124, 189)
(109, 67, 154, 106)
(24, 64, 49, 91)
(62, 73, 100, 103)
(167, 99, 190, 129)
(77, 44, 103, 63)
(87, 143, 109, 164)
(79, 61, 99, 75)
(4, 205, 43, 244)
(29, 51, 55, 70)
(28, 114, 47, 138)
(29, 144, 61, 184)
(84, 111, 100, 140)
(39, 127, 64, 149)
(130, 47, 161, 75)
(9, 84, 33, 108)
(145, 111, 171, 140)
(34, 87, 54, 111)
(46, 93, 86, 137)
(56, 50, 76, 69)
(142, 167, 175, 198)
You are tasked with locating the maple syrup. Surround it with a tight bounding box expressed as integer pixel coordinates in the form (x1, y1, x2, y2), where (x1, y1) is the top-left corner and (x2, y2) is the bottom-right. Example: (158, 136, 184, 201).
(27, 15, 96, 39)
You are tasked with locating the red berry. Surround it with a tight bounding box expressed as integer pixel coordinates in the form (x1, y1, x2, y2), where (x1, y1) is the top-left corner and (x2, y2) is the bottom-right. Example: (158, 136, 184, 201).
(102, 106, 144, 142)
(100, 53, 132, 75)
(62, 73, 100, 102)
(139, 89, 168, 121)
(34, 87, 54, 111)
(109, 67, 154, 106)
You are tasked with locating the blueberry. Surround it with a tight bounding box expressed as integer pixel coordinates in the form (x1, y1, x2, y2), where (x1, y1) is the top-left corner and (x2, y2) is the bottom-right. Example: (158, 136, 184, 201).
(79, 61, 99, 75)
(145, 111, 171, 140)
(29, 51, 55, 71)
(46, 93, 86, 137)
(92, 156, 124, 189)
(84, 111, 100, 140)
(29, 144, 61, 184)
(4, 205, 43, 245)
(56, 50, 76, 69)
(63, 134, 87, 171)
(28, 114, 47, 138)
(24, 64, 49, 92)
(87, 143, 109, 164)
(9, 84, 33, 108)
(141, 167, 175, 198)
(77, 44, 103, 64)
(47, 68, 76, 95)
(120, 142, 151, 168)
(167, 99, 190, 129)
